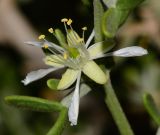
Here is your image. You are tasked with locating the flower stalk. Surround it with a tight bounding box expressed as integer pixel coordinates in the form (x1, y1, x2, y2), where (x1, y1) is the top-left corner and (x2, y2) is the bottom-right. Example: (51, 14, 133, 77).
(104, 77, 134, 135)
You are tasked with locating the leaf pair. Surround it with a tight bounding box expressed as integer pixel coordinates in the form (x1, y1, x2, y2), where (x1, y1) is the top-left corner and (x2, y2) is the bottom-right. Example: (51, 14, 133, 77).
(102, 0, 145, 38)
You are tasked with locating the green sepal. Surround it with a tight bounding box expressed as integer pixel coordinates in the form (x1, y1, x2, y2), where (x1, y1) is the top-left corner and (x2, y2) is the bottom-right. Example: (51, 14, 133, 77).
(47, 78, 60, 90)
(5, 96, 65, 112)
(55, 29, 67, 48)
(143, 93, 160, 126)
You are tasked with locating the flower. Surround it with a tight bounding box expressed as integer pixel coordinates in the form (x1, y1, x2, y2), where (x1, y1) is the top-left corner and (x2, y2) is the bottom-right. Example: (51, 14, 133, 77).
(22, 18, 148, 126)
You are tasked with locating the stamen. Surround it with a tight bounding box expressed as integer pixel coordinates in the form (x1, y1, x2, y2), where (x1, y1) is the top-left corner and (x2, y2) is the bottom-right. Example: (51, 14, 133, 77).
(63, 53, 68, 60)
(82, 27, 87, 31)
(38, 35, 45, 40)
(61, 18, 68, 22)
(67, 19, 73, 25)
(43, 44, 49, 49)
(48, 28, 54, 33)
(77, 38, 84, 43)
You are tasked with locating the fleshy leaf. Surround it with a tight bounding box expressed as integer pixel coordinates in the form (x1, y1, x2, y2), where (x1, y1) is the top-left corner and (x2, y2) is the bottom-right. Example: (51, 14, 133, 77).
(82, 60, 108, 84)
(46, 108, 68, 135)
(116, 0, 144, 10)
(5, 96, 65, 112)
(57, 69, 79, 90)
(143, 93, 160, 126)
(22, 68, 59, 85)
(61, 83, 92, 107)
(88, 39, 115, 59)
(102, 8, 129, 38)
(47, 79, 60, 90)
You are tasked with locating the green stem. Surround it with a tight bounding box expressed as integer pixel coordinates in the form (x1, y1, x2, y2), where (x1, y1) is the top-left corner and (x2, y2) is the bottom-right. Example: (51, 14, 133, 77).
(104, 78, 134, 135)
(46, 108, 68, 135)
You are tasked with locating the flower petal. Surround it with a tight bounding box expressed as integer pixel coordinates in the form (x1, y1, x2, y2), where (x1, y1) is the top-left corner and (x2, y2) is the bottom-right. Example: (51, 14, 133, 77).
(61, 83, 91, 107)
(44, 55, 64, 67)
(112, 46, 148, 57)
(82, 61, 107, 84)
(57, 69, 79, 90)
(68, 72, 81, 126)
(21, 68, 59, 85)
(88, 39, 115, 59)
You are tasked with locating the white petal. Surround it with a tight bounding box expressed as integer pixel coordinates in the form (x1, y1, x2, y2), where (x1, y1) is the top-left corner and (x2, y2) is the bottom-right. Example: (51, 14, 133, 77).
(112, 46, 148, 57)
(21, 68, 60, 85)
(68, 72, 81, 126)
(61, 83, 91, 107)
(85, 30, 95, 48)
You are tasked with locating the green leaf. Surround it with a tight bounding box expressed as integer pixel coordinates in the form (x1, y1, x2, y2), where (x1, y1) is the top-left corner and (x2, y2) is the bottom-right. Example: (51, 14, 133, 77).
(102, 8, 129, 38)
(46, 108, 68, 135)
(5, 96, 65, 112)
(102, 0, 117, 8)
(116, 0, 144, 10)
(93, 0, 104, 42)
(47, 78, 60, 90)
(143, 93, 160, 126)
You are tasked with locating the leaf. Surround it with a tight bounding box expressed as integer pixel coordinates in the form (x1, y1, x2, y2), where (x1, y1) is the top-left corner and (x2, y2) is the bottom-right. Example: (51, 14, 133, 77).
(102, 8, 129, 38)
(116, 0, 144, 10)
(61, 83, 92, 107)
(47, 79, 60, 90)
(143, 93, 160, 126)
(102, 0, 117, 8)
(93, 0, 104, 42)
(5, 96, 65, 112)
(46, 108, 68, 135)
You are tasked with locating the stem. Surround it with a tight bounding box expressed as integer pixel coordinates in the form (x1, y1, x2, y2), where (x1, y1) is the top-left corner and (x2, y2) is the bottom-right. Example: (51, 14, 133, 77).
(104, 77, 134, 135)
(46, 108, 68, 135)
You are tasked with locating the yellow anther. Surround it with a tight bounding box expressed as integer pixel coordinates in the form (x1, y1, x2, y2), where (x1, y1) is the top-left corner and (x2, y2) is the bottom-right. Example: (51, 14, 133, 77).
(67, 19, 73, 25)
(77, 38, 84, 43)
(38, 34, 45, 40)
(63, 53, 68, 60)
(61, 18, 68, 22)
(48, 28, 54, 33)
(43, 44, 49, 49)
(82, 27, 87, 31)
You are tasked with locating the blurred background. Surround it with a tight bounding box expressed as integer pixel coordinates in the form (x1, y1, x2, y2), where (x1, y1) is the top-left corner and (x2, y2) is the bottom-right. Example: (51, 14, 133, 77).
(0, 0, 160, 134)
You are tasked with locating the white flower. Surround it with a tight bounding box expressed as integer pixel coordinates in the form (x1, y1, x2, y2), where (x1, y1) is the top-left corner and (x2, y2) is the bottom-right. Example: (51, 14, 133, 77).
(22, 18, 148, 126)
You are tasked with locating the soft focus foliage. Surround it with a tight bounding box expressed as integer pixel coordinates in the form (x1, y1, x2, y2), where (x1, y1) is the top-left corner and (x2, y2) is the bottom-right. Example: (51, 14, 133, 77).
(0, 0, 160, 135)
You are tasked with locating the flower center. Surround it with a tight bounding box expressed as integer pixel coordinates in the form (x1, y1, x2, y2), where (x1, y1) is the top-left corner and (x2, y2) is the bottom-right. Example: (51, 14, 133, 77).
(39, 18, 90, 70)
